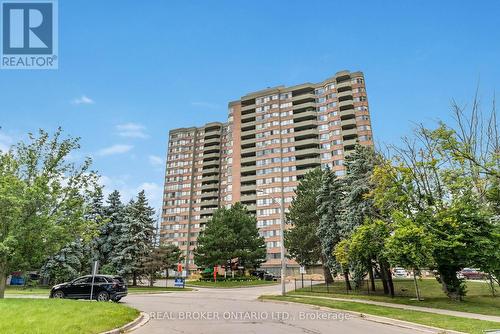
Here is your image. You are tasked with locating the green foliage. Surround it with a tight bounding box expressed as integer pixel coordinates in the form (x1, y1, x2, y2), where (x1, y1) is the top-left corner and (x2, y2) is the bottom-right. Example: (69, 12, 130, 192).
(0, 128, 100, 297)
(385, 212, 434, 271)
(111, 191, 156, 282)
(285, 168, 324, 266)
(194, 203, 266, 269)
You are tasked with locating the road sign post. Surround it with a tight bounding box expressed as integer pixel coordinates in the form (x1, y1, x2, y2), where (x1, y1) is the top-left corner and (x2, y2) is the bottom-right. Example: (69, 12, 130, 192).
(89, 261, 99, 301)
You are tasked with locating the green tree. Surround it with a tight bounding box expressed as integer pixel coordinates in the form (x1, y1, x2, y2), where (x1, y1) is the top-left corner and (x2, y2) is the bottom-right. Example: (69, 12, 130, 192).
(371, 100, 499, 300)
(95, 190, 124, 269)
(0, 129, 99, 298)
(194, 203, 266, 271)
(113, 191, 156, 285)
(316, 169, 344, 283)
(40, 239, 85, 285)
(142, 244, 183, 287)
(385, 213, 434, 300)
(285, 168, 334, 282)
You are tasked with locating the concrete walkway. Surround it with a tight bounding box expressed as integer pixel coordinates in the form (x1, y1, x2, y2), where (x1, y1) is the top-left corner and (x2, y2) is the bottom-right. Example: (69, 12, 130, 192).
(291, 295, 500, 322)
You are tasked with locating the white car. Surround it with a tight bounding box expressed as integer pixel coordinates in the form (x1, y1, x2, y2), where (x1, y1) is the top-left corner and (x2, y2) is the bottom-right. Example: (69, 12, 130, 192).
(393, 268, 408, 277)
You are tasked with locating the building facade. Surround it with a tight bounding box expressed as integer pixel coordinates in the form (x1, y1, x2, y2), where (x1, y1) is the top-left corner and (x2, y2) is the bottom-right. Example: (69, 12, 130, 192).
(161, 70, 373, 272)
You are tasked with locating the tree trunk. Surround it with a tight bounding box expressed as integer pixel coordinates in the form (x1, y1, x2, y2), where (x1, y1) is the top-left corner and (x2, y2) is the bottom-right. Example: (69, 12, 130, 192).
(323, 265, 334, 284)
(165, 269, 169, 288)
(378, 266, 389, 295)
(368, 263, 375, 291)
(343, 270, 352, 290)
(386, 266, 395, 297)
(489, 275, 496, 297)
(132, 272, 137, 286)
(0, 262, 7, 299)
(149, 273, 154, 287)
(413, 269, 421, 301)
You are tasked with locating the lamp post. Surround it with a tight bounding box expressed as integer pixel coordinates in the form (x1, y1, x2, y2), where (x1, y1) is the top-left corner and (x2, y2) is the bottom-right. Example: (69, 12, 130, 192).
(256, 189, 286, 296)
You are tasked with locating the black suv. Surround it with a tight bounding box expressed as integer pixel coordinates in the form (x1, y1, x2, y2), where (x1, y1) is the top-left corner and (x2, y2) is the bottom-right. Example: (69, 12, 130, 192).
(50, 275, 127, 302)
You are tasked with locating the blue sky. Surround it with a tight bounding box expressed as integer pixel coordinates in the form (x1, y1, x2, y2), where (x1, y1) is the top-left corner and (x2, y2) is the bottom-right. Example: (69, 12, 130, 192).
(1, 1, 499, 210)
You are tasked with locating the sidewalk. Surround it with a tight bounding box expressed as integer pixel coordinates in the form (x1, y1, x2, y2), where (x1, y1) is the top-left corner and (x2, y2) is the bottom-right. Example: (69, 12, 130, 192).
(289, 295, 500, 323)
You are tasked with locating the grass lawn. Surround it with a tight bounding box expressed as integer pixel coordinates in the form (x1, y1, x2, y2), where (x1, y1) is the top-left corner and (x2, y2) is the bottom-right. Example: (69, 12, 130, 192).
(5, 285, 192, 296)
(187, 280, 278, 288)
(261, 295, 500, 334)
(0, 299, 139, 334)
(291, 279, 500, 316)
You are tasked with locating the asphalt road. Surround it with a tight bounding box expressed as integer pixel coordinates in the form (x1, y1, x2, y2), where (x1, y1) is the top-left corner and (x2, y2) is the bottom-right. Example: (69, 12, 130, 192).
(124, 283, 423, 334)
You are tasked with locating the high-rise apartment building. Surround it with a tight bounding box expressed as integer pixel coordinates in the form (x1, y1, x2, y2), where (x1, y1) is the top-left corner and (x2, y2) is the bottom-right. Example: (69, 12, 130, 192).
(161, 70, 373, 273)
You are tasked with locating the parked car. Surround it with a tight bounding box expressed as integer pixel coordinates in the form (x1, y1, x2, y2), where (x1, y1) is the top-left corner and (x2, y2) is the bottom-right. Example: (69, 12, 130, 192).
(393, 268, 408, 278)
(50, 275, 127, 302)
(460, 268, 486, 280)
(250, 270, 278, 281)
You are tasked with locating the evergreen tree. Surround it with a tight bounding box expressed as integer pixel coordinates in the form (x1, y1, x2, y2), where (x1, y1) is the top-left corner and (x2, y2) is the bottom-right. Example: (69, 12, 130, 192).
(40, 239, 85, 285)
(194, 203, 266, 271)
(316, 169, 344, 282)
(285, 168, 334, 283)
(112, 191, 156, 285)
(95, 190, 124, 271)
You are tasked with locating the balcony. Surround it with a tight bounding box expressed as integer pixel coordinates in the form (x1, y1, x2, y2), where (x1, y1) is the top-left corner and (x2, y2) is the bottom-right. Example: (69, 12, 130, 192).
(293, 102, 316, 112)
(342, 128, 358, 139)
(202, 152, 220, 160)
(339, 100, 354, 109)
(204, 137, 221, 145)
(241, 103, 256, 112)
(203, 145, 220, 154)
(241, 136, 255, 147)
(341, 118, 356, 129)
(294, 137, 319, 150)
(240, 184, 256, 192)
(202, 175, 219, 183)
(340, 108, 356, 120)
(295, 148, 320, 158)
(292, 93, 315, 103)
(241, 155, 256, 165)
(337, 90, 353, 99)
(241, 146, 256, 155)
(200, 199, 218, 207)
(296, 157, 321, 168)
(336, 81, 351, 90)
(202, 166, 219, 174)
(294, 128, 318, 141)
(241, 174, 256, 183)
(201, 183, 219, 191)
(241, 165, 256, 174)
(241, 120, 256, 129)
(201, 191, 218, 199)
(293, 109, 317, 123)
(240, 194, 256, 202)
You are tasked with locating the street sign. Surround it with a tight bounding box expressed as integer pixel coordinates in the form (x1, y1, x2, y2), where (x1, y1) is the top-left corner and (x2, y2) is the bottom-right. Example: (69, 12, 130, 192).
(174, 278, 185, 288)
(299, 266, 306, 274)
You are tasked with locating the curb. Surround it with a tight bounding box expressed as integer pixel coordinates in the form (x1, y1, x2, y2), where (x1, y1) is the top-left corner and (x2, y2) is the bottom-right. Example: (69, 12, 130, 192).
(185, 284, 278, 290)
(260, 298, 466, 334)
(100, 311, 150, 334)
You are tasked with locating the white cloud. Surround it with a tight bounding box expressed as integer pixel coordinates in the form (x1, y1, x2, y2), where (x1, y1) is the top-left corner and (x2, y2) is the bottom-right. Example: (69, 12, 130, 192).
(0, 132, 13, 152)
(148, 155, 164, 167)
(97, 144, 133, 156)
(138, 182, 163, 210)
(116, 122, 148, 139)
(72, 95, 95, 105)
(98, 175, 162, 211)
(191, 101, 220, 109)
